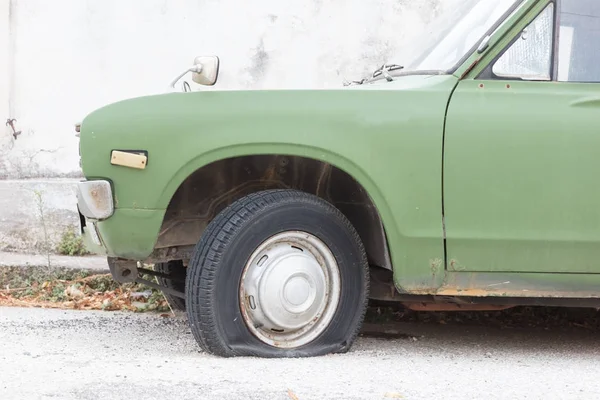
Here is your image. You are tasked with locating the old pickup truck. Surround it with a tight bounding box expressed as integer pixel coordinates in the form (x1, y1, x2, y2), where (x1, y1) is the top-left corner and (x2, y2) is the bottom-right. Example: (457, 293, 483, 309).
(76, 0, 599, 357)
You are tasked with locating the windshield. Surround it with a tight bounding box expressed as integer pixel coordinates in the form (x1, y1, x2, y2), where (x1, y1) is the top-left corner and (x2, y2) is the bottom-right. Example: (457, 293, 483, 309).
(403, 0, 522, 72)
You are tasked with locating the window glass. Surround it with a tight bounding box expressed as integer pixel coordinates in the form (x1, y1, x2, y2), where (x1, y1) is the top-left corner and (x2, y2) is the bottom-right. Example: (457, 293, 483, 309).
(492, 3, 554, 80)
(558, 0, 600, 82)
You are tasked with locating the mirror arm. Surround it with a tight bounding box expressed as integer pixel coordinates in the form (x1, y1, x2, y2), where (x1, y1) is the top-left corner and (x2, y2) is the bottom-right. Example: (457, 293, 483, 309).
(169, 65, 204, 90)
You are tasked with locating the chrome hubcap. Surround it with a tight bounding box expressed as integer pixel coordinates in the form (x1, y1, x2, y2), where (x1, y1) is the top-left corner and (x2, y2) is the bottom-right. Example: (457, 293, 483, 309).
(239, 231, 341, 348)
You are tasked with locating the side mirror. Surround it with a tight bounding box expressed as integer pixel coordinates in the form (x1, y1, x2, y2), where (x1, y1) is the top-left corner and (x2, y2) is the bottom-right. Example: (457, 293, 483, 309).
(191, 56, 220, 86)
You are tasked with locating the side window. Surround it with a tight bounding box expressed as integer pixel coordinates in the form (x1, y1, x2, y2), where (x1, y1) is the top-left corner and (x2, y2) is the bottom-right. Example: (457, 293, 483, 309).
(557, 0, 600, 82)
(492, 3, 555, 80)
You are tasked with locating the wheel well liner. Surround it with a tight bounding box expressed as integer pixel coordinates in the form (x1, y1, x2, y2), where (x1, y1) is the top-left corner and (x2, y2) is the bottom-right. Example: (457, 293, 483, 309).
(157, 155, 392, 270)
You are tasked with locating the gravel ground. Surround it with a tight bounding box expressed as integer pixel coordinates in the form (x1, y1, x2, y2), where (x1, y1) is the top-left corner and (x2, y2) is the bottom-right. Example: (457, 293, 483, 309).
(1, 306, 599, 400)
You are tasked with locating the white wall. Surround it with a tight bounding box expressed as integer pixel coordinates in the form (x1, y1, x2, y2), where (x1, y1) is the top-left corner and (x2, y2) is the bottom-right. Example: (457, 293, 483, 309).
(0, 0, 442, 253)
(0, 179, 79, 253)
(1, 0, 442, 179)
(0, 0, 9, 142)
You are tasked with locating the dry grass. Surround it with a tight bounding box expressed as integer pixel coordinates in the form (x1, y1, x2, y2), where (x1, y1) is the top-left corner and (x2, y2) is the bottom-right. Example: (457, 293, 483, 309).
(0, 267, 170, 313)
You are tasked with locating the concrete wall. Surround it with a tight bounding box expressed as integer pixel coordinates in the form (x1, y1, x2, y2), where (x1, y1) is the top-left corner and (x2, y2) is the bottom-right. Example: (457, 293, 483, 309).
(1, 0, 9, 145)
(0, 179, 79, 253)
(1, 0, 441, 253)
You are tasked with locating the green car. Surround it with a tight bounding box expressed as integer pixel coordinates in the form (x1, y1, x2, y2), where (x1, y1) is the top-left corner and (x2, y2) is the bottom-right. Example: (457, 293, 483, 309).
(76, 0, 600, 357)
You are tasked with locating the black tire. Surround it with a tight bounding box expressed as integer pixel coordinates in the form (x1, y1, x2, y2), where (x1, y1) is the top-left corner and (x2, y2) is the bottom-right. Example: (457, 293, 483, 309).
(185, 189, 369, 358)
(154, 260, 187, 311)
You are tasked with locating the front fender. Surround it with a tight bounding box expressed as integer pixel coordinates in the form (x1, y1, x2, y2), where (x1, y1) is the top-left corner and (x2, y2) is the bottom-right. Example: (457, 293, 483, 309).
(79, 74, 458, 289)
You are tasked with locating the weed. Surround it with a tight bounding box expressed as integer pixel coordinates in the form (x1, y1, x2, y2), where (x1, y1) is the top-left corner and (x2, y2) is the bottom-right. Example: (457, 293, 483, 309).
(57, 228, 89, 256)
(49, 283, 67, 301)
(32, 190, 51, 268)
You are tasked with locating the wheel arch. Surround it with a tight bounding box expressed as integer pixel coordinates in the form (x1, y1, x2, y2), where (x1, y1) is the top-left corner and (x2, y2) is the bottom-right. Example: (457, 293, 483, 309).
(156, 147, 396, 270)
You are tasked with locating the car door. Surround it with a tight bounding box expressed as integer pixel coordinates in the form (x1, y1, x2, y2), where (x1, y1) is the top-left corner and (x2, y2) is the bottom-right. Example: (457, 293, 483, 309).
(443, 0, 600, 273)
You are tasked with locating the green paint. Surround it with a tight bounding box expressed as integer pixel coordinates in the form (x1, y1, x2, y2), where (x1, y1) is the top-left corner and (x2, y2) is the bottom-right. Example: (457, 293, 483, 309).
(78, 0, 600, 299)
(445, 79, 600, 273)
(81, 74, 457, 289)
(95, 209, 165, 259)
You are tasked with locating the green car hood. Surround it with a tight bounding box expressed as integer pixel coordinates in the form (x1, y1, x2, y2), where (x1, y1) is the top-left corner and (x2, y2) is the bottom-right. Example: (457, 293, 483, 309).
(79, 72, 457, 213)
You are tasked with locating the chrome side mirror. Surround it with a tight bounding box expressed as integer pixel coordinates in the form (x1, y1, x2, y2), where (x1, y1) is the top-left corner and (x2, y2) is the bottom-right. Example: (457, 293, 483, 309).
(169, 55, 220, 90)
(191, 56, 220, 86)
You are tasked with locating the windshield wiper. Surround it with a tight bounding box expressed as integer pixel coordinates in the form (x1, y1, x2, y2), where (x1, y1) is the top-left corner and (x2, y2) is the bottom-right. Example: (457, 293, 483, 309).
(343, 63, 404, 86)
(372, 63, 404, 81)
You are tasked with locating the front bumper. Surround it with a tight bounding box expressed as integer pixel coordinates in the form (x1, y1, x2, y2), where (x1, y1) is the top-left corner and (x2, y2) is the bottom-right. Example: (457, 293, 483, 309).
(78, 215, 107, 255)
(76, 180, 114, 255)
(76, 179, 166, 260)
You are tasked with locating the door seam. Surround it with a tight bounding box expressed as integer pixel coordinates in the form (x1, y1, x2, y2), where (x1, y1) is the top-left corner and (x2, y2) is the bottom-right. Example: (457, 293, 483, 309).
(441, 78, 462, 272)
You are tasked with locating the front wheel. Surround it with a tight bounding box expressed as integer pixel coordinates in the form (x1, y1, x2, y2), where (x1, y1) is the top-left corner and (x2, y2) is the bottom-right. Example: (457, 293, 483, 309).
(185, 189, 369, 357)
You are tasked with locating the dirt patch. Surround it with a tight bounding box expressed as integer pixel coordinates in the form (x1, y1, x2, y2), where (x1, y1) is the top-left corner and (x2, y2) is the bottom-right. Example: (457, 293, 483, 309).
(0, 266, 170, 313)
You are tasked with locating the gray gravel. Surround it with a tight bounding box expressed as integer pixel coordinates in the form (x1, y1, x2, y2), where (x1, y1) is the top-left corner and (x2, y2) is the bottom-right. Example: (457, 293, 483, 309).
(1, 306, 599, 400)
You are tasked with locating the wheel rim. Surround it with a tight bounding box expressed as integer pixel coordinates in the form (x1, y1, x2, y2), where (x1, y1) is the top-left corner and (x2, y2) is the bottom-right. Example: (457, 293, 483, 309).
(239, 231, 341, 348)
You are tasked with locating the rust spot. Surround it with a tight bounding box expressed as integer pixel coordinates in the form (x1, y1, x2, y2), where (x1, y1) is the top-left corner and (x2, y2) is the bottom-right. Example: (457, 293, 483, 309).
(506, 83, 511, 89)
(430, 258, 442, 277)
(460, 58, 481, 79)
(261, 159, 280, 182)
(448, 259, 466, 271)
(436, 288, 497, 297)
(87, 183, 110, 211)
(403, 302, 513, 311)
(478, 83, 484, 88)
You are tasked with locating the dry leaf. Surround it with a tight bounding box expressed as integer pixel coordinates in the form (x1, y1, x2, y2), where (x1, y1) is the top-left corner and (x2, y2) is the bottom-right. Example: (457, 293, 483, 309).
(0, 272, 171, 313)
(65, 285, 84, 299)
